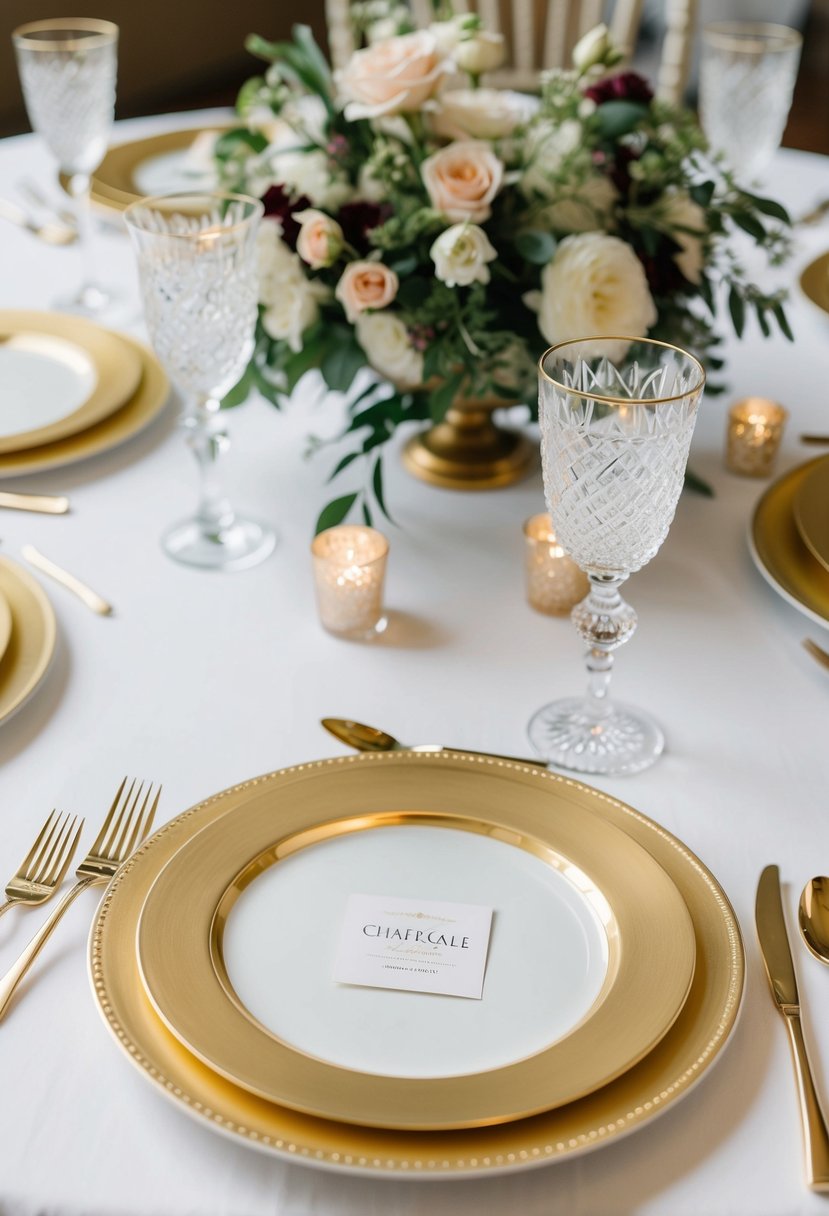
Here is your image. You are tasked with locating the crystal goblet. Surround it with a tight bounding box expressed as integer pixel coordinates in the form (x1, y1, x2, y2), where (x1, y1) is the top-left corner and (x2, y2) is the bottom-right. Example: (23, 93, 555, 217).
(528, 337, 705, 776)
(124, 192, 275, 571)
(12, 18, 118, 315)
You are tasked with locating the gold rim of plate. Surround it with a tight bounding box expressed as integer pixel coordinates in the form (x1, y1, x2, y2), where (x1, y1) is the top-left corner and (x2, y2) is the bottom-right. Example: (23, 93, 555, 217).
(136, 767, 696, 1131)
(89, 754, 744, 1178)
(0, 311, 143, 454)
(799, 250, 829, 318)
(0, 590, 13, 669)
(0, 556, 56, 725)
(60, 128, 227, 213)
(793, 454, 829, 574)
(750, 457, 829, 626)
(0, 335, 169, 478)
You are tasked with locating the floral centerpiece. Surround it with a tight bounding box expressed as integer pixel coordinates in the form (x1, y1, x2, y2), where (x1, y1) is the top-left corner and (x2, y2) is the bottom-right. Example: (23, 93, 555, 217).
(216, 12, 792, 530)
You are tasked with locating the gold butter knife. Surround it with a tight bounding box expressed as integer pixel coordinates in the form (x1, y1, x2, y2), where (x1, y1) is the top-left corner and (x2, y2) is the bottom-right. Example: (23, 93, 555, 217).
(756, 864, 829, 1190)
(0, 491, 69, 515)
(21, 544, 112, 616)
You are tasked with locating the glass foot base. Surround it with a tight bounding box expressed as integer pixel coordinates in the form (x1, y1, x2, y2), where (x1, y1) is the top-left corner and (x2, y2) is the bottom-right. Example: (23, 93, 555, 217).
(54, 283, 112, 317)
(162, 516, 276, 571)
(528, 697, 664, 776)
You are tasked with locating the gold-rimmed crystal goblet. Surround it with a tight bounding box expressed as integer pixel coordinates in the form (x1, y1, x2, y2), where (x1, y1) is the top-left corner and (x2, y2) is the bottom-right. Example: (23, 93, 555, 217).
(528, 337, 705, 776)
(12, 18, 118, 315)
(124, 192, 275, 571)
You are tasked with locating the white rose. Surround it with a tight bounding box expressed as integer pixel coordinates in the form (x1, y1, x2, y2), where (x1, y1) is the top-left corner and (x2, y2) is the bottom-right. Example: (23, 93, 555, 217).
(429, 16, 465, 55)
(526, 232, 657, 361)
(270, 148, 351, 211)
(431, 88, 539, 140)
(538, 173, 618, 234)
(454, 31, 506, 76)
(661, 188, 706, 285)
(430, 222, 497, 287)
(521, 119, 582, 199)
(356, 312, 424, 387)
(572, 23, 614, 71)
(257, 221, 329, 352)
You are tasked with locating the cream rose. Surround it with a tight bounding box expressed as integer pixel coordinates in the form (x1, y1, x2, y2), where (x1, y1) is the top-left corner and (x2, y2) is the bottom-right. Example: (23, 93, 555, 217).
(431, 88, 539, 140)
(421, 140, 504, 223)
(572, 23, 620, 72)
(430, 222, 497, 287)
(521, 119, 582, 199)
(338, 31, 448, 120)
(335, 260, 399, 322)
(453, 30, 506, 76)
(538, 173, 618, 234)
(295, 209, 344, 269)
(525, 232, 657, 361)
(661, 189, 706, 285)
(356, 312, 424, 387)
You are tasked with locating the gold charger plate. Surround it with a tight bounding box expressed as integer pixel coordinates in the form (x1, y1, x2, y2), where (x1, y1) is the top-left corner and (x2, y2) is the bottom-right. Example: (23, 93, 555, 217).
(0, 335, 169, 478)
(0, 312, 142, 454)
(90, 755, 744, 1178)
(0, 556, 56, 725)
(137, 762, 695, 1131)
(749, 457, 829, 627)
(61, 128, 225, 214)
(800, 250, 829, 318)
(793, 454, 829, 574)
(0, 590, 12, 669)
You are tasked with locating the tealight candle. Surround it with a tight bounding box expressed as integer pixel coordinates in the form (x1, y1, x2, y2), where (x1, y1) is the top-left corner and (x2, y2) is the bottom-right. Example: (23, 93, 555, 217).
(523, 514, 589, 616)
(726, 397, 788, 476)
(311, 525, 389, 639)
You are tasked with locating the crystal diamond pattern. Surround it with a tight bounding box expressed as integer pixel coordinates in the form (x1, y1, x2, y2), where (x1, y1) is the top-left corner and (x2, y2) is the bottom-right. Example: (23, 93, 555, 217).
(17, 43, 116, 175)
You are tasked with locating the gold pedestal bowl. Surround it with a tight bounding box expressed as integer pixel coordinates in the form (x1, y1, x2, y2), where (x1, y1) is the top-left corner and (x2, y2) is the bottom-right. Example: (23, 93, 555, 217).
(402, 394, 535, 491)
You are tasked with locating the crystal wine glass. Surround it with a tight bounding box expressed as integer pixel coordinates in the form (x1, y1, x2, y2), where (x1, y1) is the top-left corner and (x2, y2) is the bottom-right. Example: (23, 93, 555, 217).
(699, 23, 802, 181)
(12, 18, 118, 315)
(528, 337, 705, 776)
(124, 192, 275, 571)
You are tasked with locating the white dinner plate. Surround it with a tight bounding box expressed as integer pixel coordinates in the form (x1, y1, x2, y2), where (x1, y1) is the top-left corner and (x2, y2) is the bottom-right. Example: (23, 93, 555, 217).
(0, 333, 96, 438)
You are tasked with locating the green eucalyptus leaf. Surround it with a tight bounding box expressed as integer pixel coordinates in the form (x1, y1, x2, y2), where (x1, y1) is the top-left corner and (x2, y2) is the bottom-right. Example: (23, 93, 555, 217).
(728, 285, 746, 338)
(429, 372, 463, 423)
(514, 230, 556, 265)
(690, 181, 715, 208)
(221, 366, 254, 408)
(772, 302, 794, 341)
(743, 193, 791, 224)
(595, 100, 649, 140)
(732, 210, 766, 241)
(372, 454, 395, 523)
(321, 337, 367, 393)
(315, 492, 358, 534)
(327, 450, 361, 482)
(684, 468, 714, 497)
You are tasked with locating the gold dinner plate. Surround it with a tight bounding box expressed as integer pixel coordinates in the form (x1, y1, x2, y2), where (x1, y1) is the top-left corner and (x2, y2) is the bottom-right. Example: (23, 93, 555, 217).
(0, 312, 142, 454)
(0, 590, 12, 669)
(136, 760, 696, 1131)
(0, 556, 56, 725)
(749, 457, 829, 627)
(90, 756, 744, 1177)
(800, 250, 829, 318)
(0, 335, 169, 478)
(61, 128, 225, 214)
(793, 454, 829, 574)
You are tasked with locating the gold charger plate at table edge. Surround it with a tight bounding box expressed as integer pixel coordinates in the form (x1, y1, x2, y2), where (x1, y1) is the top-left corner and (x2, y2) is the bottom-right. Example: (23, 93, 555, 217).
(749, 457, 829, 628)
(0, 336, 170, 478)
(0, 590, 13, 669)
(60, 127, 229, 214)
(0, 557, 56, 725)
(799, 250, 829, 318)
(137, 770, 696, 1131)
(793, 454, 829, 574)
(89, 754, 745, 1179)
(0, 312, 142, 454)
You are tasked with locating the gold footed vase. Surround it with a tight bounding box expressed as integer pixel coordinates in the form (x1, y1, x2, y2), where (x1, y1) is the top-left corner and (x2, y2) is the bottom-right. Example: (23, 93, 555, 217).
(402, 395, 535, 491)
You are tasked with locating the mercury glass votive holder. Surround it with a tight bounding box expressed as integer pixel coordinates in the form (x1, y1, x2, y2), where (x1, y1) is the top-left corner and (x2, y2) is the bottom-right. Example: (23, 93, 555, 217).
(312, 525, 389, 640)
(523, 514, 589, 616)
(726, 397, 788, 476)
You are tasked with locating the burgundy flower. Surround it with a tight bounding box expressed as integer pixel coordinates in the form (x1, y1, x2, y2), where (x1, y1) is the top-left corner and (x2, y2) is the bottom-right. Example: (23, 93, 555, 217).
(337, 200, 392, 254)
(606, 145, 641, 199)
(260, 184, 312, 249)
(585, 72, 654, 106)
(638, 246, 689, 297)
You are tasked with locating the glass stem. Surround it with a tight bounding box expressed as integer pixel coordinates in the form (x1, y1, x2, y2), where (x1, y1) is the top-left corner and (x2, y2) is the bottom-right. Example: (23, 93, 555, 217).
(67, 172, 100, 307)
(571, 573, 638, 719)
(185, 396, 235, 542)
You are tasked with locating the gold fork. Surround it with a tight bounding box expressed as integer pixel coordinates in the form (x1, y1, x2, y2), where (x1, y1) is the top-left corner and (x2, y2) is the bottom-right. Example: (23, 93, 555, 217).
(0, 777, 160, 1019)
(0, 810, 84, 918)
(803, 639, 829, 673)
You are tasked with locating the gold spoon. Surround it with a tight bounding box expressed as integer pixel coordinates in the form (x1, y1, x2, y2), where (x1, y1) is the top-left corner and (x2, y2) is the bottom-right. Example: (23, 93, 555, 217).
(321, 717, 549, 768)
(799, 877, 829, 964)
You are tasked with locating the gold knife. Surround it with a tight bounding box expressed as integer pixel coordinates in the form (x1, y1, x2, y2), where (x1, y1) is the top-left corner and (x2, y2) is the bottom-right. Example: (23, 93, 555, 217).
(756, 864, 829, 1190)
(21, 545, 113, 616)
(0, 490, 69, 515)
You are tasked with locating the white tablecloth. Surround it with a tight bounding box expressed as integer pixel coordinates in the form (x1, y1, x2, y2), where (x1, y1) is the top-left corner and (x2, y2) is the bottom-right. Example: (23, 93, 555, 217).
(0, 110, 828, 1216)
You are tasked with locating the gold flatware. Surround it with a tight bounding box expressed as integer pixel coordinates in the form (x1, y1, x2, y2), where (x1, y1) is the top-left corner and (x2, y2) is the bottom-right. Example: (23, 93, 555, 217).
(0, 197, 76, 245)
(803, 639, 829, 672)
(756, 864, 829, 1191)
(0, 491, 69, 515)
(800, 435, 829, 447)
(321, 717, 550, 768)
(0, 809, 83, 917)
(0, 777, 160, 1019)
(799, 200, 829, 225)
(799, 878, 829, 965)
(22, 544, 112, 616)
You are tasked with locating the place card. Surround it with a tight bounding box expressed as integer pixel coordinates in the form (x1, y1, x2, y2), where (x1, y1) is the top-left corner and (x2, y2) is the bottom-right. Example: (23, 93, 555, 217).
(333, 893, 493, 999)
